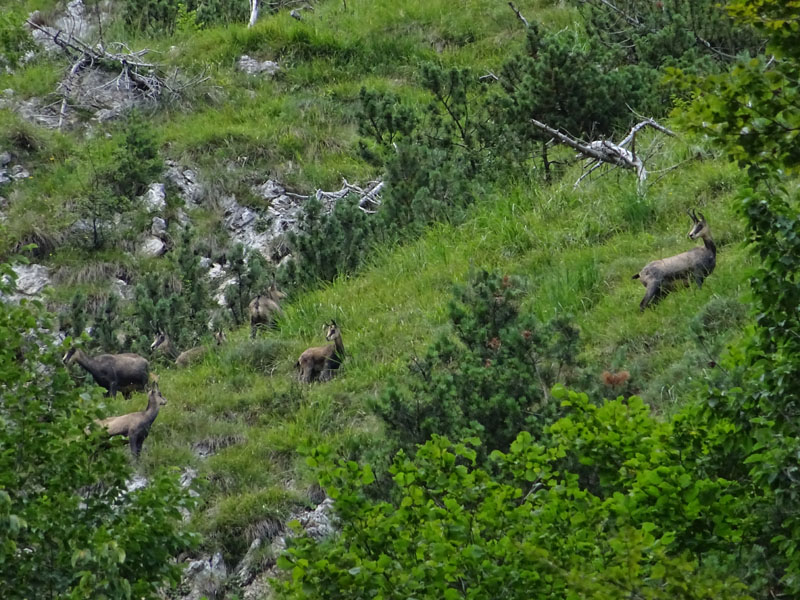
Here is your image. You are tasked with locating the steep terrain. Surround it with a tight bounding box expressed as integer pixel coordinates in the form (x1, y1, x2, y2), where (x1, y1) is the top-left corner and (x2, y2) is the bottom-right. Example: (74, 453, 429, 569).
(0, 0, 755, 596)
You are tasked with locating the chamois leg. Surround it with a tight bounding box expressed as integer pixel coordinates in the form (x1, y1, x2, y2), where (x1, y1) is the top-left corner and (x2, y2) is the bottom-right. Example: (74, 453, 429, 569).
(130, 432, 143, 458)
(639, 282, 661, 311)
(250, 321, 258, 339)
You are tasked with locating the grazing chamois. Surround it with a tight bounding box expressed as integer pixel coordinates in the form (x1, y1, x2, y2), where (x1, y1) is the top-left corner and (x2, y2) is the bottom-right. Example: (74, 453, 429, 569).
(249, 278, 287, 338)
(63, 348, 149, 398)
(96, 380, 167, 458)
(295, 320, 345, 383)
(150, 330, 226, 368)
(633, 209, 717, 311)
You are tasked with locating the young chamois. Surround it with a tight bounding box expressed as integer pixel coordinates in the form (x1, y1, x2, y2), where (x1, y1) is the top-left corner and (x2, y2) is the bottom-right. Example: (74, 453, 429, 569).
(150, 330, 226, 368)
(63, 348, 149, 398)
(96, 379, 167, 458)
(249, 278, 287, 338)
(633, 209, 717, 311)
(295, 320, 345, 383)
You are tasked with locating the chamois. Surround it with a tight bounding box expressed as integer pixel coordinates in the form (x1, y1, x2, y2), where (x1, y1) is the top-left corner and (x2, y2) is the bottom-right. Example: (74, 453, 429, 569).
(63, 348, 149, 398)
(249, 278, 286, 338)
(295, 320, 345, 383)
(96, 380, 167, 458)
(633, 209, 716, 311)
(150, 330, 226, 368)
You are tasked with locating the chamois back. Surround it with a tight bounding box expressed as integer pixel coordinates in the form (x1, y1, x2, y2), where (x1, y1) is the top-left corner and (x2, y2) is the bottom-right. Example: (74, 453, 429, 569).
(632, 209, 717, 311)
(96, 381, 167, 457)
(63, 348, 149, 398)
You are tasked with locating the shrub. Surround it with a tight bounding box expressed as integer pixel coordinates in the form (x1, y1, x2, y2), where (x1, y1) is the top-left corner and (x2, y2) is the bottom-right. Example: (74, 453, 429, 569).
(374, 270, 581, 461)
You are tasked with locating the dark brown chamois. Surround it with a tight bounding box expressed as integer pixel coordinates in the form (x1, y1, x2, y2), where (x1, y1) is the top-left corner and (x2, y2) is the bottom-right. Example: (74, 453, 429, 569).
(150, 329, 226, 368)
(96, 380, 167, 457)
(632, 209, 716, 311)
(249, 278, 287, 338)
(295, 320, 345, 383)
(63, 348, 149, 398)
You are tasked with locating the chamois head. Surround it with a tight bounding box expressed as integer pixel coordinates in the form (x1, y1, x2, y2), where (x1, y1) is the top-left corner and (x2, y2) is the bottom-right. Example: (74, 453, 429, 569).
(150, 331, 169, 352)
(214, 329, 227, 345)
(62, 347, 78, 364)
(149, 380, 167, 407)
(324, 320, 340, 342)
(267, 276, 287, 301)
(687, 209, 710, 241)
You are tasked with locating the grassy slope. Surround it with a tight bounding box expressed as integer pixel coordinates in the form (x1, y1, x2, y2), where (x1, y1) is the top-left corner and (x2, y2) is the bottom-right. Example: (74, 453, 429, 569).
(2, 0, 753, 563)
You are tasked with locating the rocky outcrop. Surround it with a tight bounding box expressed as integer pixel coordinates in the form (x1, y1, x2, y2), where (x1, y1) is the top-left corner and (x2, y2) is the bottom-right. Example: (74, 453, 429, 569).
(165, 162, 205, 205)
(3, 264, 53, 302)
(236, 55, 280, 76)
(139, 236, 167, 258)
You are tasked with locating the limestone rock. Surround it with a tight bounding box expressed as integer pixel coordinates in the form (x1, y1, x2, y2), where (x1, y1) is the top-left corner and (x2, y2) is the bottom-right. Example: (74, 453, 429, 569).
(236, 55, 280, 76)
(165, 161, 204, 204)
(181, 553, 227, 600)
(151, 216, 167, 237)
(11, 264, 52, 297)
(142, 183, 166, 212)
(139, 236, 166, 258)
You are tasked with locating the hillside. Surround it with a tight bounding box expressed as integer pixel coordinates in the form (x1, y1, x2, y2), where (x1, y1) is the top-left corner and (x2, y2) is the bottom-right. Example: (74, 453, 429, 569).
(0, 0, 775, 598)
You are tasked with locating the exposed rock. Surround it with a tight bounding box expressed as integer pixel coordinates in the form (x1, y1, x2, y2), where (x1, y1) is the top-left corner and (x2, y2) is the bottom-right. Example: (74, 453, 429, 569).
(221, 195, 271, 258)
(126, 475, 148, 493)
(198, 257, 212, 269)
(151, 216, 167, 237)
(236, 55, 280, 76)
(10, 165, 30, 180)
(11, 264, 52, 297)
(0, 151, 11, 167)
(208, 263, 227, 280)
(142, 183, 166, 212)
(165, 161, 204, 204)
(0, 172, 11, 186)
(30, 1, 98, 52)
(180, 552, 227, 600)
(111, 278, 131, 300)
(214, 276, 236, 308)
(139, 235, 166, 258)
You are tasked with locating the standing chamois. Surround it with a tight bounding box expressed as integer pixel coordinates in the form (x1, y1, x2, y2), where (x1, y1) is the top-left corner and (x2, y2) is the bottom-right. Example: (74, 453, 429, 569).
(633, 209, 717, 311)
(63, 348, 149, 398)
(96, 379, 167, 458)
(150, 329, 226, 368)
(295, 320, 345, 383)
(249, 278, 287, 338)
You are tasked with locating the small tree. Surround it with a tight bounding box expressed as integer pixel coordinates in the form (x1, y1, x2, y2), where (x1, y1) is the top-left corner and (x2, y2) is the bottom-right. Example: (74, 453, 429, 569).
(374, 270, 581, 461)
(224, 243, 270, 326)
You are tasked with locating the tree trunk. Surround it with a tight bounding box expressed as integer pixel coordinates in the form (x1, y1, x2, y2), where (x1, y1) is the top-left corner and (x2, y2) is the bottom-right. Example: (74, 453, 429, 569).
(248, 0, 259, 28)
(541, 140, 551, 183)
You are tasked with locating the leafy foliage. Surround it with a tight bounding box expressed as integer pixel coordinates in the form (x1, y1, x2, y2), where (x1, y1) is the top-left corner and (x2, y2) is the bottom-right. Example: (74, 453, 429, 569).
(375, 270, 580, 460)
(279, 404, 750, 600)
(0, 262, 197, 599)
(0, 9, 35, 69)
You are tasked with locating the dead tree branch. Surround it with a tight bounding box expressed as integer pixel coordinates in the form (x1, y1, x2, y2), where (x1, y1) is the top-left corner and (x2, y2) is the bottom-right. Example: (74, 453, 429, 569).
(529, 117, 675, 191)
(25, 18, 201, 122)
(508, 2, 529, 28)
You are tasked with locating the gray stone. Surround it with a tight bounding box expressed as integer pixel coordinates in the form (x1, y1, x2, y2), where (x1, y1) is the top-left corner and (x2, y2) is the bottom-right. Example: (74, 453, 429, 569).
(165, 161, 204, 204)
(236, 55, 280, 76)
(111, 278, 131, 300)
(0, 171, 10, 185)
(151, 216, 167, 237)
(10, 165, 30, 180)
(0, 151, 11, 167)
(126, 475, 148, 493)
(142, 183, 166, 212)
(198, 257, 212, 269)
(11, 264, 52, 296)
(139, 236, 166, 258)
(181, 553, 227, 600)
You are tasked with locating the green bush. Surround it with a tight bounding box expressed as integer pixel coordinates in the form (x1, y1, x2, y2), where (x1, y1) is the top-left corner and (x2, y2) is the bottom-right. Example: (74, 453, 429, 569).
(374, 270, 581, 461)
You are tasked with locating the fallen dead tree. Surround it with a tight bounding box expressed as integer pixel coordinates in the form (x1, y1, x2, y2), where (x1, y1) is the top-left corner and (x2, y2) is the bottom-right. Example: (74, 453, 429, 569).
(25, 18, 206, 127)
(529, 117, 675, 191)
(285, 179, 384, 214)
